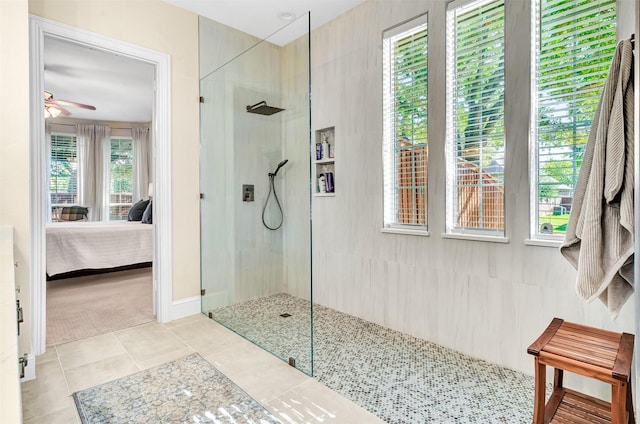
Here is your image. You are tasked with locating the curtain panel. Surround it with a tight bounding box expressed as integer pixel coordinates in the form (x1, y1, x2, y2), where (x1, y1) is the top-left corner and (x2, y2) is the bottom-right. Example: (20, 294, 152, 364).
(76, 124, 96, 220)
(94, 125, 112, 221)
(131, 127, 150, 203)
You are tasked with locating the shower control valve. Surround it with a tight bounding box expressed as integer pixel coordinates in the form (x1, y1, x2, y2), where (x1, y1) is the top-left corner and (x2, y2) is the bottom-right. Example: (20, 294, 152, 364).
(242, 184, 254, 202)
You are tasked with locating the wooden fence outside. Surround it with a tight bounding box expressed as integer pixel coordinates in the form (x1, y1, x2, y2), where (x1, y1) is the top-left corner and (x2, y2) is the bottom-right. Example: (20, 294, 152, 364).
(395, 141, 503, 229)
(455, 157, 504, 229)
(397, 140, 427, 225)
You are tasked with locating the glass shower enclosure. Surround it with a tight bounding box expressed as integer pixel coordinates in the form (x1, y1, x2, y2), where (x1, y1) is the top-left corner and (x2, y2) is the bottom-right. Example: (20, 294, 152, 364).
(199, 14, 313, 375)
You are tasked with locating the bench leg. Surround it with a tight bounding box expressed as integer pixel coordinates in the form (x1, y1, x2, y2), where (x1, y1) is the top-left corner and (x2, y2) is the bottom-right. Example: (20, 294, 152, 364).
(533, 357, 546, 424)
(626, 378, 634, 424)
(554, 368, 563, 390)
(612, 381, 627, 424)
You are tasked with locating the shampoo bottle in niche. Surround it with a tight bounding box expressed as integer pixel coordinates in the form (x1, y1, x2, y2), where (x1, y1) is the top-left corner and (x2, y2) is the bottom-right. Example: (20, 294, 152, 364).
(321, 134, 329, 160)
(325, 172, 334, 193)
(318, 174, 326, 193)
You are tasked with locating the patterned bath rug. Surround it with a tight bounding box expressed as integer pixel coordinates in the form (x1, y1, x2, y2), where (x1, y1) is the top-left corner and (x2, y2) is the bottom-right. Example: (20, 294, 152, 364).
(73, 353, 281, 423)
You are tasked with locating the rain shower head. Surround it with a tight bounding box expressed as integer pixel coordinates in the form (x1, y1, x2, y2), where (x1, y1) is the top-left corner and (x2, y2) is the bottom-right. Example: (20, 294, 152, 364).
(246, 101, 285, 116)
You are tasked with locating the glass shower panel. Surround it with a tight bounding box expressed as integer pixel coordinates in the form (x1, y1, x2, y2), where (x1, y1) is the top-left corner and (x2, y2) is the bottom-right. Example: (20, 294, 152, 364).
(199, 14, 312, 375)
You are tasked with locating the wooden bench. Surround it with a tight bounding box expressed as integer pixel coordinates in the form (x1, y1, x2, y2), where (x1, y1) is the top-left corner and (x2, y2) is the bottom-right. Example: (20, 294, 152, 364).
(527, 318, 634, 424)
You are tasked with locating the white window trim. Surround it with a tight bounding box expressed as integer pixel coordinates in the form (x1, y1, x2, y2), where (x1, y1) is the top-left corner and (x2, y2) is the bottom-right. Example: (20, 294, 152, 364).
(381, 227, 430, 237)
(448, 0, 497, 13)
(445, 0, 506, 240)
(524, 238, 562, 248)
(381, 12, 429, 233)
(528, 0, 617, 242)
(442, 232, 509, 244)
(528, 0, 540, 241)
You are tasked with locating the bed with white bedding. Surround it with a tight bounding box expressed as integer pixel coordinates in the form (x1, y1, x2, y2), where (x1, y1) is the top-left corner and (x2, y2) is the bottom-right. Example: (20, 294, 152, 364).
(46, 221, 153, 278)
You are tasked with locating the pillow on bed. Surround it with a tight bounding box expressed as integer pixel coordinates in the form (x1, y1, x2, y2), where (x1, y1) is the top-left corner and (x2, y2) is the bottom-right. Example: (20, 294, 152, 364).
(141, 201, 152, 224)
(128, 199, 150, 221)
(59, 206, 89, 221)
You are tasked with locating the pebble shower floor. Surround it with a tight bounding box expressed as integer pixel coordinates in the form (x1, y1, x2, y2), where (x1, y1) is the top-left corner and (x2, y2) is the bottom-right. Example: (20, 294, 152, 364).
(210, 293, 539, 423)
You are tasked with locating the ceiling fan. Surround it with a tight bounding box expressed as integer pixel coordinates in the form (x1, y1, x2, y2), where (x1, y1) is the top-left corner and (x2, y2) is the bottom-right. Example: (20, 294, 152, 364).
(44, 91, 96, 118)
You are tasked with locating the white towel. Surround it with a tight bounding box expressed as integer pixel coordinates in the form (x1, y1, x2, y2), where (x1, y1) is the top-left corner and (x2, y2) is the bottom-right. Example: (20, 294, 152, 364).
(560, 39, 635, 319)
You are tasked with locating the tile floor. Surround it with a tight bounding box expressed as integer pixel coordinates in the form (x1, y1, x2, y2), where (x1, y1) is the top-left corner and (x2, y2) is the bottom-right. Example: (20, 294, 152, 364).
(21, 314, 382, 424)
(212, 293, 538, 423)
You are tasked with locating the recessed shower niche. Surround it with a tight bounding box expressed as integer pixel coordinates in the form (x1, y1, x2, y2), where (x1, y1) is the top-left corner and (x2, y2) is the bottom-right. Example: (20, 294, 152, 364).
(314, 126, 335, 197)
(199, 14, 313, 375)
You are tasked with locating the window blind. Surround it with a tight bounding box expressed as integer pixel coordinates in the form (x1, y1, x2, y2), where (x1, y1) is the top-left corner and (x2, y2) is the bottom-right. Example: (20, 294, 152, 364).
(49, 134, 79, 207)
(109, 138, 134, 221)
(382, 14, 428, 230)
(532, 0, 616, 237)
(446, 0, 505, 236)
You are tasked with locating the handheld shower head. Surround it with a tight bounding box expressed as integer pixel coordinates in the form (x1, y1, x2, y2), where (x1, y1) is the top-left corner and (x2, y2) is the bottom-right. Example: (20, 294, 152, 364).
(271, 159, 289, 176)
(263, 160, 288, 230)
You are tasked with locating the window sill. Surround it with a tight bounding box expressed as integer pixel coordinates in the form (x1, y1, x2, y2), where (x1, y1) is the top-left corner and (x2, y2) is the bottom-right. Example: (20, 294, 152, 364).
(381, 227, 429, 237)
(524, 238, 563, 248)
(441, 233, 509, 243)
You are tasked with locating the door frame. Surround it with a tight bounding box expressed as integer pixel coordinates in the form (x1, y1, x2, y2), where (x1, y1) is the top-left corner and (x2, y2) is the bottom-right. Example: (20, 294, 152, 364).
(29, 15, 173, 355)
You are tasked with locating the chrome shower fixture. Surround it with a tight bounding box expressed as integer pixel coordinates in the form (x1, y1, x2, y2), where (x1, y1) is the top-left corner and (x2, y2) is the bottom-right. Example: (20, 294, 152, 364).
(246, 101, 285, 116)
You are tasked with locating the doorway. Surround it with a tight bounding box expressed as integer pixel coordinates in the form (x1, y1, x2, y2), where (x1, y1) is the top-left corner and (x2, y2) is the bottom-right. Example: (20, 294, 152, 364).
(29, 15, 173, 355)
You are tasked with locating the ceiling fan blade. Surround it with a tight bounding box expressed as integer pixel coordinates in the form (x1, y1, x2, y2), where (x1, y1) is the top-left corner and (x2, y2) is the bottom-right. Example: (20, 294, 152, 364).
(44, 91, 53, 100)
(54, 99, 96, 110)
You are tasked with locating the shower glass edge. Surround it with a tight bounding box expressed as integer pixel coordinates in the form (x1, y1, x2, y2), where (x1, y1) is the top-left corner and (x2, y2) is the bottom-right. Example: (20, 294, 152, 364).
(199, 13, 313, 376)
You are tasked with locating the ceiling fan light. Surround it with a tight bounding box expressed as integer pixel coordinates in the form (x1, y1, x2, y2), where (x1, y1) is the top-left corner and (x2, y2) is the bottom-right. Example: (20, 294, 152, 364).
(45, 105, 62, 118)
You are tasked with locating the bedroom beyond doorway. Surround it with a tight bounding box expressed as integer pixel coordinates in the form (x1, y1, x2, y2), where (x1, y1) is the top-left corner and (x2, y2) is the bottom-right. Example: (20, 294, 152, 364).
(29, 16, 173, 355)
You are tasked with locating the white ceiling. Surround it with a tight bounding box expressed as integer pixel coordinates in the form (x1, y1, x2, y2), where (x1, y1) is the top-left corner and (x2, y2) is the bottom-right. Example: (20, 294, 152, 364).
(44, 36, 155, 123)
(43, 1, 363, 123)
(163, 0, 364, 46)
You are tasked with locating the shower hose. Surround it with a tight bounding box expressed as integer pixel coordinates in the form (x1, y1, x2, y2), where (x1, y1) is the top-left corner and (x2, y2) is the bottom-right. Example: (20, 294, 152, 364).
(262, 173, 284, 230)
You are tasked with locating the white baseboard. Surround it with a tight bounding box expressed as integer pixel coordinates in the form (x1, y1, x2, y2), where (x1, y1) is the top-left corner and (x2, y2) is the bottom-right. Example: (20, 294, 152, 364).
(171, 296, 201, 321)
(20, 354, 36, 382)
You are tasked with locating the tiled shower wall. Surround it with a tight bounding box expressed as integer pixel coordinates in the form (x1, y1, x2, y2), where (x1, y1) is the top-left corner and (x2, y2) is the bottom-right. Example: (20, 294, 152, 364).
(199, 19, 285, 307)
(309, 0, 636, 399)
(199, 18, 312, 306)
(282, 34, 312, 300)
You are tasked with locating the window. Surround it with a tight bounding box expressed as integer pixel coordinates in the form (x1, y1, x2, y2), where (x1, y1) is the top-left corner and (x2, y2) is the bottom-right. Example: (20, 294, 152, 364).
(446, 0, 505, 237)
(531, 0, 616, 238)
(109, 138, 134, 220)
(382, 14, 428, 231)
(49, 134, 78, 207)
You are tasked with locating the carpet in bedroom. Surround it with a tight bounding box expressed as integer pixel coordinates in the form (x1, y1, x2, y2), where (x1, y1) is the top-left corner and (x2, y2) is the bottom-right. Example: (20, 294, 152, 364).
(46, 268, 154, 347)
